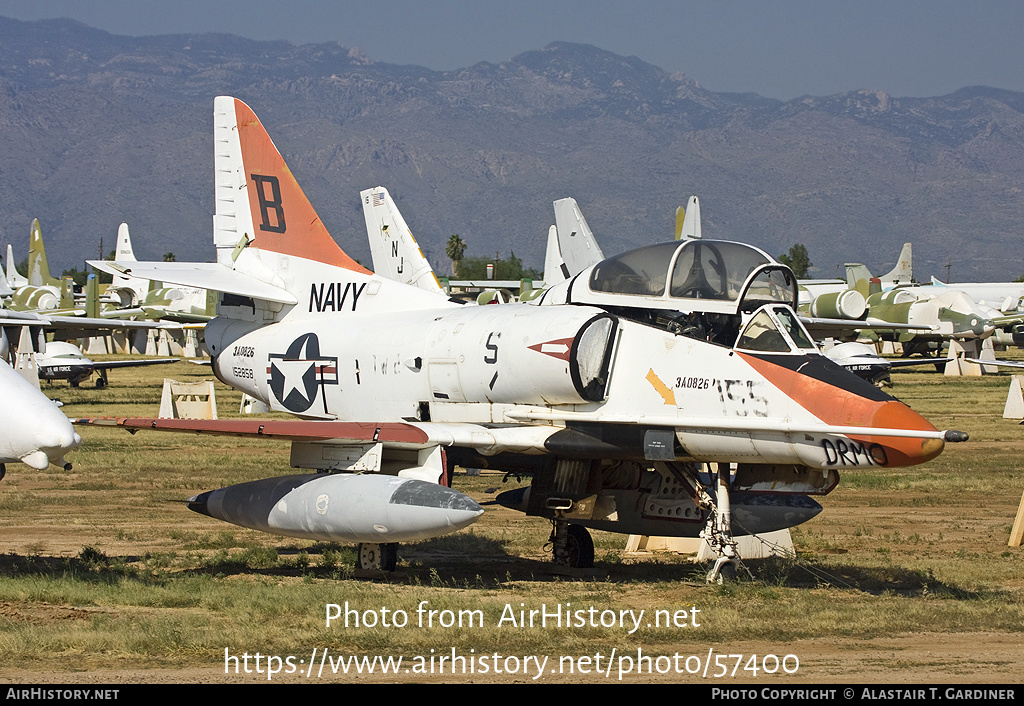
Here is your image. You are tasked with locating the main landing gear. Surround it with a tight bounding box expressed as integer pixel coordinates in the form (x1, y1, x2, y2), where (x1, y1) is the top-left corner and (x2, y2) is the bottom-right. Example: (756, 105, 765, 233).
(356, 542, 398, 572)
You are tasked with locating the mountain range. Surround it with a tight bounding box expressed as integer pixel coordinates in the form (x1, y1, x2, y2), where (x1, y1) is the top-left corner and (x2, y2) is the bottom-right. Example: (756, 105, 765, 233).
(1, 16, 1023, 282)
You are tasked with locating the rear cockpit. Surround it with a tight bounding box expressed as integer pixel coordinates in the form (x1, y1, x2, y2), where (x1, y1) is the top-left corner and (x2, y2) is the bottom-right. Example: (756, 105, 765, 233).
(539, 239, 809, 351)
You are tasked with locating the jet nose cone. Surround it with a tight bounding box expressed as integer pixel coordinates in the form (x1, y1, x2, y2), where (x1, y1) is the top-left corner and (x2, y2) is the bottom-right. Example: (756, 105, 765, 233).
(865, 400, 944, 466)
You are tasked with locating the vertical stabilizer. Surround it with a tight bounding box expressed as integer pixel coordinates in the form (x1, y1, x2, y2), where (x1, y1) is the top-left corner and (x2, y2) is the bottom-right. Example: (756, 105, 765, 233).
(542, 225, 568, 284)
(60, 277, 75, 310)
(108, 223, 152, 305)
(85, 275, 99, 319)
(212, 96, 369, 275)
(679, 195, 702, 240)
(845, 262, 873, 293)
(115, 222, 137, 262)
(361, 186, 443, 294)
(552, 198, 605, 277)
(881, 243, 913, 285)
(6, 244, 27, 289)
(27, 219, 59, 288)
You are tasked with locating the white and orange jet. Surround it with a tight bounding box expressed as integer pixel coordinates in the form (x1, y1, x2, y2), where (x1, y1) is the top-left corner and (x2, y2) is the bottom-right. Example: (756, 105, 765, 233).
(83, 97, 965, 578)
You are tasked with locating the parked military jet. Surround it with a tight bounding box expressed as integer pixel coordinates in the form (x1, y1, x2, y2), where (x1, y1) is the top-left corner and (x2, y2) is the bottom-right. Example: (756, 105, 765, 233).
(5, 220, 63, 311)
(102, 223, 215, 322)
(81, 97, 965, 580)
(823, 341, 948, 385)
(35, 341, 178, 388)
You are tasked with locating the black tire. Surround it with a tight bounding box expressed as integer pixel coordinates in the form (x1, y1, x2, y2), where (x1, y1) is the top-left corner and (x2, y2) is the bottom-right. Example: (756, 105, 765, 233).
(565, 524, 594, 569)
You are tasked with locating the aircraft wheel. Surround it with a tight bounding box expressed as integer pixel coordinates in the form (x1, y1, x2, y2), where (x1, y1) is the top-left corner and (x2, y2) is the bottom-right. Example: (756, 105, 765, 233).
(356, 542, 398, 572)
(565, 524, 594, 569)
(0, 464, 5, 483)
(95, 377, 107, 389)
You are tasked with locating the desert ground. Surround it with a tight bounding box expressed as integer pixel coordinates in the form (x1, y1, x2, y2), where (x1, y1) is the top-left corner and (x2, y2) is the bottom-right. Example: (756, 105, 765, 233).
(0, 358, 1021, 684)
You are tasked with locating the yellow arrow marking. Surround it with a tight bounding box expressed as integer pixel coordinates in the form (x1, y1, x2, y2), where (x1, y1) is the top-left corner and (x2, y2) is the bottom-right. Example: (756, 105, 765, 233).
(646, 368, 676, 406)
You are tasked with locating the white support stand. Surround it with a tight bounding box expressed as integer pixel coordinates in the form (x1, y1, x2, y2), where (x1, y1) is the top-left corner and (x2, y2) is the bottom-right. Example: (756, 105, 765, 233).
(1004, 376, 1024, 421)
(979, 337, 998, 374)
(84, 335, 113, 355)
(1010, 491, 1024, 547)
(879, 340, 901, 356)
(159, 379, 218, 419)
(14, 326, 40, 389)
(945, 339, 983, 377)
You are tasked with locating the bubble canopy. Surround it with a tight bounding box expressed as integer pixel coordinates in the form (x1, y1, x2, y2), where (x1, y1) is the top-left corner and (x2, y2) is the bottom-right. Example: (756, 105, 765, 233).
(582, 239, 797, 315)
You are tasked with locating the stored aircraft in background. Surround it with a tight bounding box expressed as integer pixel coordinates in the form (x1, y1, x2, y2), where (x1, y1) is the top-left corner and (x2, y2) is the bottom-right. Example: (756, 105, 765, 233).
(798, 243, 914, 312)
(82, 97, 965, 580)
(823, 341, 949, 385)
(5, 219, 63, 310)
(102, 223, 215, 322)
(35, 340, 178, 388)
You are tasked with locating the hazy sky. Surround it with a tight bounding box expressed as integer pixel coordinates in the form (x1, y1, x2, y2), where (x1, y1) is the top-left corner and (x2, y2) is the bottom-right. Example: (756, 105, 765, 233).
(1, 0, 1022, 99)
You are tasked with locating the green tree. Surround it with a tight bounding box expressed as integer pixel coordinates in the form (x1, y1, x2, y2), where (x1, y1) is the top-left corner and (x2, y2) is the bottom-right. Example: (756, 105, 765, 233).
(445, 234, 466, 277)
(163, 252, 176, 262)
(779, 243, 812, 278)
(456, 250, 542, 281)
(61, 266, 89, 287)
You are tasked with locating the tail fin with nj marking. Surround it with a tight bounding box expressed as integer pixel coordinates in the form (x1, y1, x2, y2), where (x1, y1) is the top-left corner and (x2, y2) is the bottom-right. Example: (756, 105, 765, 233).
(361, 186, 443, 294)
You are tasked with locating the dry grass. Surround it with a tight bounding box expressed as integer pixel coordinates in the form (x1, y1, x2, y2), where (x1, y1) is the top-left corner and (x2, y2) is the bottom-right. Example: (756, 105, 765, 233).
(0, 358, 1022, 682)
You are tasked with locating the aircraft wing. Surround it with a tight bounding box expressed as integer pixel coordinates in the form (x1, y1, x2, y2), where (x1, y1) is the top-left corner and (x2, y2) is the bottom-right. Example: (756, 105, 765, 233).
(0, 312, 179, 331)
(964, 358, 1024, 369)
(74, 413, 961, 454)
(71, 417, 562, 454)
(801, 315, 934, 340)
(87, 260, 297, 305)
(888, 358, 951, 368)
(90, 358, 180, 371)
(801, 316, 933, 332)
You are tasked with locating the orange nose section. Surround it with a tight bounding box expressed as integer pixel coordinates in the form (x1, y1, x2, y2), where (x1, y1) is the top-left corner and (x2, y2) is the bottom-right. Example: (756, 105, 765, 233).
(737, 352, 945, 469)
(852, 399, 943, 467)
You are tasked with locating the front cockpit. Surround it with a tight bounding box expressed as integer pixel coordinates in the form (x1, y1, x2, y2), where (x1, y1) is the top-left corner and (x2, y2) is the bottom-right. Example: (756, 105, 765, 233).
(540, 239, 810, 352)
